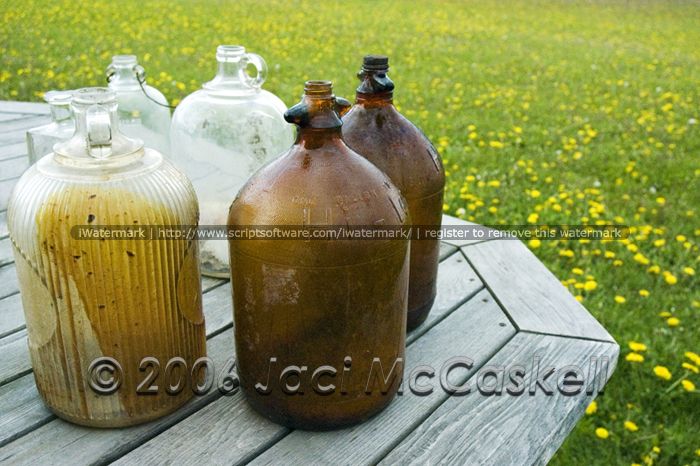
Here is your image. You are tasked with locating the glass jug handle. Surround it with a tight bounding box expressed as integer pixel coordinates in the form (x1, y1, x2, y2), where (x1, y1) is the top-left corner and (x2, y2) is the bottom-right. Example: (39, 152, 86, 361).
(86, 104, 113, 159)
(239, 53, 267, 90)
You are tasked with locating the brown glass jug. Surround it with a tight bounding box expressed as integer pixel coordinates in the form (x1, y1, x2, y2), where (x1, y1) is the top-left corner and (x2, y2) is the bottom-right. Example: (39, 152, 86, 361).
(227, 81, 410, 430)
(343, 55, 446, 330)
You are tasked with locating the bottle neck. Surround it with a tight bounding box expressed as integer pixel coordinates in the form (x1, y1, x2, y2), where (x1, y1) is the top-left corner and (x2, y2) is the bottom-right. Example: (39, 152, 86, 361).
(203, 45, 263, 95)
(356, 62, 395, 107)
(107, 55, 142, 91)
(355, 91, 394, 106)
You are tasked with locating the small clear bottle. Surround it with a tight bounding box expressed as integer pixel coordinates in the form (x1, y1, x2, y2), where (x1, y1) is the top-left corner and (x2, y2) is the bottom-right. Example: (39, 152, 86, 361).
(8, 87, 206, 427)
(26, 90, 74, 164)
(106, 54, 171, 155)
(170, 45, 294, 277)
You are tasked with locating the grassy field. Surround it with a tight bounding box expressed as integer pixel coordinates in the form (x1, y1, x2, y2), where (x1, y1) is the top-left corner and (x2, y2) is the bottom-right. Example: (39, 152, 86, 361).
(1, 0, 699, 464)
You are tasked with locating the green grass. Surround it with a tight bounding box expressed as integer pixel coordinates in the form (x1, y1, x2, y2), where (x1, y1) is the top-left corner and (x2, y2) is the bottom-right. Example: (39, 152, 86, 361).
(1, 0, 699, 463)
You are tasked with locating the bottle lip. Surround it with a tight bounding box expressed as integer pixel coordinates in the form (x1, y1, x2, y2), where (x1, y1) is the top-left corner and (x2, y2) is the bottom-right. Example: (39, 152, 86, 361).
(72, 87, 117, 107)
(362, 54, 389, 71)
(111, 54, 138, 67)
(217, 45, 246, 61)
(304, 80, 333, 97)
(44, 90, 73, 106)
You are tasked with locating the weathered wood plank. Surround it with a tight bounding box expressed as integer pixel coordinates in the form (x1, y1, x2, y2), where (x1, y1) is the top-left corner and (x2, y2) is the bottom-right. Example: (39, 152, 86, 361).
(0, 143, 27, 162)
(0, 375, 49, 448)
(0, 328, 237, 465)
(0, 211, 8, 239)
(0, 264, 19, 300)
(246, 290, 514, 466)
(0, 243, 479, 460)
(0, 238, 12, 267)
(0, 102, 50, 115)
(0, 116, 48, 135)
(0, 331, 31, 385)
(0, 242, 476, 445)
(0, 178, 18, 211)
(438, 241, 457, 261)
(0, 156, 28, 182)
(380, 333, 619, 465)
(440, 214, 503, 248)
(0, 293, 24, 338)
(462, 239, 615, 342)
(0, 277, 229, 385)
(0, 114, 38, 124)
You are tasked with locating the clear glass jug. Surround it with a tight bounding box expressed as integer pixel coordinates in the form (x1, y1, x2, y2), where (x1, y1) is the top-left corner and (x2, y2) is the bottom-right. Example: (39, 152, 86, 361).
(106, 54, 171, 155)
(26, 90, 75, 164)
(8, 87, 206, 427)
(170, 45, 294, 277)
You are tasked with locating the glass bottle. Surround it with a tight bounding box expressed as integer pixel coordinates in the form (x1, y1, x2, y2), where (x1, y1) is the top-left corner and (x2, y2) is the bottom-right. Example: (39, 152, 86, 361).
(228, 81, 410, 430)
(26, 90, 74, 164)
(170, 45, 294, 277)
(7, 88, 206, 427)
(343, 55, 446, 330)
(106, 54, 171, 155)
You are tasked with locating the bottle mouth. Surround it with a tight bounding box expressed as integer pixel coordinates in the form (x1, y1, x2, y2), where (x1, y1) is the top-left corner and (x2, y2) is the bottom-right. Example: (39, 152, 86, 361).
(217, 45, 246, 61)
(304, 80, 333, 97)
(362, 54, 389, 72)
(44, 90, 73, 106)
(72, 87, 117, 107)
(111, 54, 138, 68)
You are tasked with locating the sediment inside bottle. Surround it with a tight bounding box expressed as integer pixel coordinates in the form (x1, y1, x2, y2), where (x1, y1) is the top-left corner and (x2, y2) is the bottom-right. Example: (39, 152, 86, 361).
(14, 185, 206, 426)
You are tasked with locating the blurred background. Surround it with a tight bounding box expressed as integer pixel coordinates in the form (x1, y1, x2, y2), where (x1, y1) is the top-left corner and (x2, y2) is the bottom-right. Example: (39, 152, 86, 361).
(1, 0, 698, 464)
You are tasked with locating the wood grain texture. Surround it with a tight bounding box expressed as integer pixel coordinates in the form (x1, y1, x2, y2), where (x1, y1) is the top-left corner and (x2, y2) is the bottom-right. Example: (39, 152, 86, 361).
(0, 293, 24, 338)
(0, 329, 237, 465)
(0, 375, 50, 447)
(0, 240, 476, 458)
(380, 333, 619, 465)
(0, 263, 19, 300)
(439, 214, 499, 248)
(0, 102, 51, 115)
(92, 252, 486, 465)
(0, 143, 27, 162)
(0, 156, 28, 182)
(462, 239, 616, 342)
(0, 116, 48, 136)
(248, 289, 514, 466)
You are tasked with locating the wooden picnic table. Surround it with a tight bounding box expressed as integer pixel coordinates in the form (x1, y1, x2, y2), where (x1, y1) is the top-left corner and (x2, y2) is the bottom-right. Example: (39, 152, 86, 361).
(0, 101, 619, 465)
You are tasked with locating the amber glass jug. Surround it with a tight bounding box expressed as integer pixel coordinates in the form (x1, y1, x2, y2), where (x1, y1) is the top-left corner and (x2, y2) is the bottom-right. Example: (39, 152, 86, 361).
(7, 88, 206, 427)
(343, 55, 446, 330)
(228, 81, 410, 430)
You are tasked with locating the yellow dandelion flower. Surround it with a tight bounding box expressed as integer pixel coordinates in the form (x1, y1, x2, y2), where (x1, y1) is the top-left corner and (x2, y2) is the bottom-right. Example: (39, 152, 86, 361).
(656, 197, 666, 205)
(676, 234, 686, 242)
(659, 311, 672, 317)
(489, 141, 504, 149)
(664, 273, 678, 285)
(681, 379, 696, 391)
(595, 427, 609, 439)
(572, 268, 584, 275)
(652, 446, 661, 454)
(683, 267, 695, 276)
(685, 352, 700, 365)
(629, 341, 648, 352)
(584, 280, 598, 291)
(626, 353, 644, 363)
(681, 362, 698, 374)
(653, 239, 665, 247)
(527, 212, 539, 223)
(585, 400, 597, 415)
(647, 265, 660, 274)
(529, 239, 541, 249)
(639, 289, 650, 297)
(575, 295, 583, 302)
(624, 421, 639, 432)
(667, 317, 680, 327)
(614, 295, 626, 304)
(530, 189, 541, 198)
(653, 365, 672, 381)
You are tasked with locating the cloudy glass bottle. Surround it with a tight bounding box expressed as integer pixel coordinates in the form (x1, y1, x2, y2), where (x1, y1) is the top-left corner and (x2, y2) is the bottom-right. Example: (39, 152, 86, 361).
(26, 90, 74, 164)
(170, 45, 294, 277)
(343, 55, 446, 330)
(106, 54, 171, 155)
(7, 88, 206, 427)
(228, 81, 410, 429)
